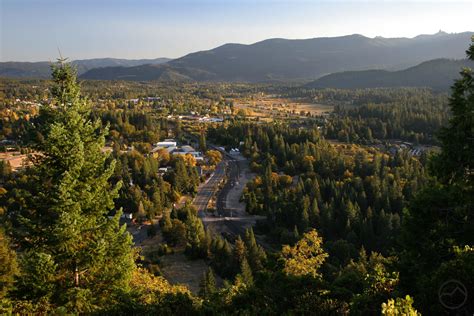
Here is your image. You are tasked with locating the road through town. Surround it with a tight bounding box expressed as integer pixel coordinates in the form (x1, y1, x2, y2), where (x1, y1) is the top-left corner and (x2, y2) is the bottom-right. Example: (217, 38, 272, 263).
(193, 149, 264, 238)
(194, 161, 226, 216)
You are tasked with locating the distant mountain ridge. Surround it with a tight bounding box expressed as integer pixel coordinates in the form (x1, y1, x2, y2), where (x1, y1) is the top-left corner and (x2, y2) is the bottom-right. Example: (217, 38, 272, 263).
(80, 31, 473, 82)
(304, 58, 474, 90)
(2, 31, 472, 82)
(0, 57, 171, 79)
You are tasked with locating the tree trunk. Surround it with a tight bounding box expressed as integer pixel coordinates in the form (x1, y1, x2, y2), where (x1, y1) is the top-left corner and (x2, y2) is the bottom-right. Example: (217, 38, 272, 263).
(74, 264, 79, 287)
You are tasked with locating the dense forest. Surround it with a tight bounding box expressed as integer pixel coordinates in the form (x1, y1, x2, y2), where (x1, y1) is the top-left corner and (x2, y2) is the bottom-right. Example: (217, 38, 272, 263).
(210, 122, 426, 252)
(325, 91, 449, 144)
(0, 40, 473, 315)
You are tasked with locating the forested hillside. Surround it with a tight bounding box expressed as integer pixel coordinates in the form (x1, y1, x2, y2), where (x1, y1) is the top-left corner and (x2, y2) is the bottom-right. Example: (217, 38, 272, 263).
(305, 58, 474, 90)
(0, 58, 171, 79)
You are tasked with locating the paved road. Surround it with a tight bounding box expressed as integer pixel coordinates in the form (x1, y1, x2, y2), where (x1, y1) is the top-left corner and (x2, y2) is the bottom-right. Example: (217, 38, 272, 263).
(193, 148, 265, 238)
(194, 161, 226, 217)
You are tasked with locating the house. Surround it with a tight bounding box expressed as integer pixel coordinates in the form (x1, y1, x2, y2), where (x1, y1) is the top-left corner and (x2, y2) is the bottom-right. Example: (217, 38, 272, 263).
(180, 145, 196, 153)
(155, 139, 177, 148)
(172, 150, 204, 161)
(151, 145, 176, 154)
(158, 167, 172, 176)
(170, 145, 204, 161)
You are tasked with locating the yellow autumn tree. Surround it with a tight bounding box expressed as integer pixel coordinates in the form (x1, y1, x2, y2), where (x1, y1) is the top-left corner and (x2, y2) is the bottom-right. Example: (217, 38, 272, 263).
(381, 295, 420, 316)
(205, 150, 222, 166)
(281, 229, 328, 278)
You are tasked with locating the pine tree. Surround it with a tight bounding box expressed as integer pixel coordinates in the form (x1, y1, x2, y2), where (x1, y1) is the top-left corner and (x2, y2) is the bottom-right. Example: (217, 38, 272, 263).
(233, 235, 247, 272)
(400, 39, 474, 313)
(185, 212, 206, 258)
(239, 258, 254, 286)
(137, 200, 147, 222)
(432, 38, 474, 186)
(199, 130, 207, 153)
(0, 229, 18, 299)
(9, 61, 135, 311)
(161, 210, 172, 232)
(199, 267, 216, 299)
(300, 195, 310, 230)
(310, 198, 320, 227)
(244, 228, 266, 271)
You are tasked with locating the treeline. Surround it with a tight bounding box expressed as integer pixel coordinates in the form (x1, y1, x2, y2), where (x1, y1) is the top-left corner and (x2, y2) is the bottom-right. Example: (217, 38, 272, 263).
(281, 86, 442, 106)
(280, 87, 450, 144)
(325, 92, 449, 144)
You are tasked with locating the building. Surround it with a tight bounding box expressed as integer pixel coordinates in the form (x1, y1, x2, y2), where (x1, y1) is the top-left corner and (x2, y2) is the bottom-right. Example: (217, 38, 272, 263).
(155, 139, 177, 148)
(170, 144, 204, 161)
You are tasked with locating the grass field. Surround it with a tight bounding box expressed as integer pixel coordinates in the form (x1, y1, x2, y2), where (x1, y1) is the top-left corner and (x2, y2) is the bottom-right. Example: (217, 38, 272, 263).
(232, 95, 333, 119)
(159, 252, 218, 293)
(0, 152, 28, 171)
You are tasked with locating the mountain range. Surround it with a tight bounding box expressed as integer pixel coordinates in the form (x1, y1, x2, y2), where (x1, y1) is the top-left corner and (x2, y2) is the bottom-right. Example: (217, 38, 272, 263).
(1, 31, 472, 86)
(80, 31, 473, 82)
(0, 58, 171, 79)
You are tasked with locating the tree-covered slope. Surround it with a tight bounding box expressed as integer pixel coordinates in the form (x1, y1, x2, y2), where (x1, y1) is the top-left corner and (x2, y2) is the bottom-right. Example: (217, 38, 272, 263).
(305, 59, 474, 90)
(0, 57, 171, 79)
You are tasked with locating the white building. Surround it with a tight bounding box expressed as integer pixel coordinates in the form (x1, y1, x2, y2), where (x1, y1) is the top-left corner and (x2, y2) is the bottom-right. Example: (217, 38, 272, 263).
(155, 140, 177, 148)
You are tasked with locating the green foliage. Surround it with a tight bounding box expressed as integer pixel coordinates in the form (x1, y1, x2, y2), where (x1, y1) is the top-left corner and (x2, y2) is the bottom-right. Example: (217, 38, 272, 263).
(244, 227, 267, 271)
(239, 258, 254, 286)
(431, 39, 474, 186)
(199, 267, 217, 299)
(199, 130, 207, 152)
(185, 209, 207, 258)
(16, 251, 57, 300)
(214, 122, 424, 254)
(381, 295, 420, 316)
(5, 61, 136, 312)
(399, 39, 474, 314)
(333, 249, 400, 315)
(106, 268, 198, 315)
(326, 90, 449, 145)
(0, 230, 18, 299)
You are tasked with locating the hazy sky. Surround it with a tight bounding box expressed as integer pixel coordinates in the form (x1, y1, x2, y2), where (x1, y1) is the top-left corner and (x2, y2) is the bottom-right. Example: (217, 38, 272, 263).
(1, 0, 473, 61)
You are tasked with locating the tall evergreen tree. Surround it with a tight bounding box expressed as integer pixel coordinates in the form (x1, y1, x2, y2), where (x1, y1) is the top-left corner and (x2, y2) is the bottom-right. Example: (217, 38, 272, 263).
(199, 267, 217, 299)
(239, 258, 254, 286)
(199, 130, 207, 153)
(400, 38, 474, 313)
(233, 235, 247, 270)
(185, 212, 206, 258)
(244, 228, 267, 271)
(9, 61, 135, 311)
(0, 229, 18, 299)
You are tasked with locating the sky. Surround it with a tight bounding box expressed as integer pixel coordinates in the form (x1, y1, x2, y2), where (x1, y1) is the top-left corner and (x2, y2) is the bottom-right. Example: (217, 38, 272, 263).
(1, 0, 473, 62)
